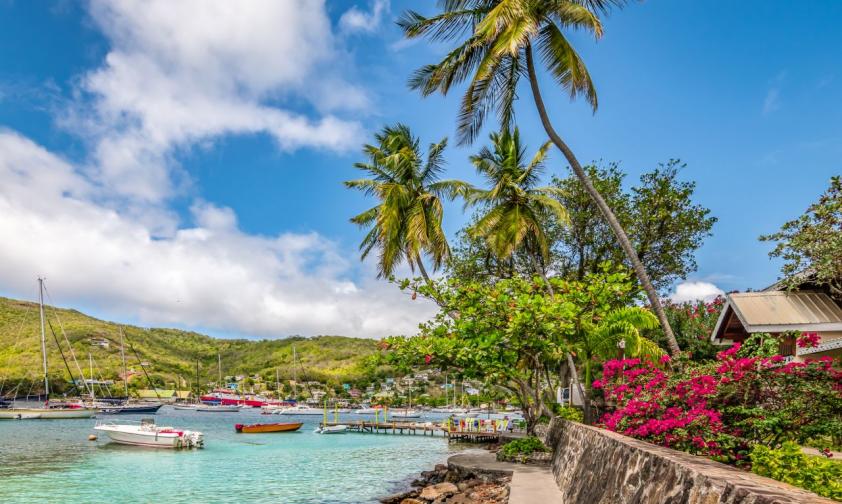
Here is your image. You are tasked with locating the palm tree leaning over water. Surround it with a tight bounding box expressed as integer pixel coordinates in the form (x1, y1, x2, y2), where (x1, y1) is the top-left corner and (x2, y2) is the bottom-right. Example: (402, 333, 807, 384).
(465, 127, 566, 285)
(345, 124, 469, 296)
(398, 0, 682, 358)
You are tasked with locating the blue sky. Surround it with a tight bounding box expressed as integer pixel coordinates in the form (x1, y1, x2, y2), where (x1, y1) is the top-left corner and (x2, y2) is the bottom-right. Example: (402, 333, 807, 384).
(0, 1, 839, 339)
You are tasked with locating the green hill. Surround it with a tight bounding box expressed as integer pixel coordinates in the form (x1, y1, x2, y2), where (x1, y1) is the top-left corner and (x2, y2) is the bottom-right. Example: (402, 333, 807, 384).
(0, 296, 384, 396)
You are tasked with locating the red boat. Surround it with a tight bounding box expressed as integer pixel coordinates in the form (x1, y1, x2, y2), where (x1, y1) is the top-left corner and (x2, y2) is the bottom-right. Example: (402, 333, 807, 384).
(201, 391, 296, 409)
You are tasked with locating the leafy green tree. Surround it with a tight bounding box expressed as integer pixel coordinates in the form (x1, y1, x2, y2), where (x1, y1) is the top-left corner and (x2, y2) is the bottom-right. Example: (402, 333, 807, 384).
(549, 160, 716, 291)
(399, 0, 683, 357)
(384, 266, 647, 429)
(464, 128, 566, 276)
(345, 124, 469, 284)
(760, 176, 842, 301)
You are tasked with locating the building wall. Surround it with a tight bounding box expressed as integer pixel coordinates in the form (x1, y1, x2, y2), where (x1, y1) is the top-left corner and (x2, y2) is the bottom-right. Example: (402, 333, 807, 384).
(545, 419, 834, 504)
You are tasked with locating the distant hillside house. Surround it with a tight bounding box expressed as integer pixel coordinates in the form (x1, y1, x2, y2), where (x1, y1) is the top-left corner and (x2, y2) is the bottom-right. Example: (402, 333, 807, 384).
(711, 276, 842, 361)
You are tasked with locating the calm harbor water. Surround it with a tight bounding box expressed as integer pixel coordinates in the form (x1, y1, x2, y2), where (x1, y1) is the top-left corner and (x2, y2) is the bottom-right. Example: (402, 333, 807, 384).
(0, 407, 455, 503)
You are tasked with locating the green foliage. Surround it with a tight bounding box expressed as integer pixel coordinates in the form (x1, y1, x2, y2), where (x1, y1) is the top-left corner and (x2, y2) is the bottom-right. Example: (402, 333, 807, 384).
(553, 405, 583, 423)
(548, 161, 716, 291)
(345, 123, 469, 279)
(750, 442, 842, 501)
(499, 436, 549, 463)
(384, 265, 659, 430)
(0, 297, 382, 395)
(399, 0, 605, 144)
(652, 297, 724, 362)
(463, 128, 565, 264)
(761, 176, 842, 301)
(448, 161, 716, 291)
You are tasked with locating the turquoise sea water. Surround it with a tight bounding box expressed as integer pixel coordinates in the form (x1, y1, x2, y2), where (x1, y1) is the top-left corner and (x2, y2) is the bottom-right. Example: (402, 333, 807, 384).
(0, 407, 455, 503)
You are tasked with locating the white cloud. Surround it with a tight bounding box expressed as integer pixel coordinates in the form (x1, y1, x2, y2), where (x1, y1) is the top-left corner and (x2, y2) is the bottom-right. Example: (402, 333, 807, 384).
(68, 0, 367, 202)
(0, 131, 436, 338)
(339, 0, 389, 34)
(669, 281, 725, 304)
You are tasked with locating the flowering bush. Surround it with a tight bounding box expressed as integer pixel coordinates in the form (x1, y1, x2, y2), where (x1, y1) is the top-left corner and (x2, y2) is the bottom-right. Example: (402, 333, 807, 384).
(653, 297, 725, 361)
(595, 343, 842, 467)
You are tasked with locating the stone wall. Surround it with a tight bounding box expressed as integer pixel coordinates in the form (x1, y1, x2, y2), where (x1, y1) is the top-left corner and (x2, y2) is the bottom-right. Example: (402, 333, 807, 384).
(546, 418, 836, 504)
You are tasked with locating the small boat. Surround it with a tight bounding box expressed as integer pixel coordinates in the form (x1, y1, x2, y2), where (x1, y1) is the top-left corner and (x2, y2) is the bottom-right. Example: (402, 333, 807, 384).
(94, 418, 203, 448)
(314, 424, 349, 434)
(275, 405, 325, 416)
(172, 404, 198, 411)
(355, 407, 380, 415)
(390, 409, 422, 419)
(196, 404, 241, 412)
(234, 422, 302, 433)
(100, 403, 164, 414)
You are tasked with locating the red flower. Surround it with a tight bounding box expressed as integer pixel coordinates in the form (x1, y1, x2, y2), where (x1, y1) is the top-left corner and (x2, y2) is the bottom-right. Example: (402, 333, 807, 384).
(424, 354, 432, 365)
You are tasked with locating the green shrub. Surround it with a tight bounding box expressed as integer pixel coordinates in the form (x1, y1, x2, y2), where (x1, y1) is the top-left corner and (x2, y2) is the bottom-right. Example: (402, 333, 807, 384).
(554, 405, 583, 422)
(750, 442, 842, 501)
(499, 436, 548, 463)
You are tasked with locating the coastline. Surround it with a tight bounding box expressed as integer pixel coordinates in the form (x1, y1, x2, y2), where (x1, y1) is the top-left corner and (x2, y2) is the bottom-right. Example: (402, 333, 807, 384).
(379, 447, 511, 504)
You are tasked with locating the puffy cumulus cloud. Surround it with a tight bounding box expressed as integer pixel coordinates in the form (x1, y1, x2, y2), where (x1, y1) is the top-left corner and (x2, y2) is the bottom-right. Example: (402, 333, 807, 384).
(339, 0, 389, 33)
(0, 131, 436, 338)
(70, 0, 367, 202)
(669, 281, 725, 304)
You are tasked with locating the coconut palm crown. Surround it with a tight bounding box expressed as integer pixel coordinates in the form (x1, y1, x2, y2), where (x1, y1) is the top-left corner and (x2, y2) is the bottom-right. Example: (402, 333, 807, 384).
(345, 124, 469, 281)
(465, 127, 567, 267)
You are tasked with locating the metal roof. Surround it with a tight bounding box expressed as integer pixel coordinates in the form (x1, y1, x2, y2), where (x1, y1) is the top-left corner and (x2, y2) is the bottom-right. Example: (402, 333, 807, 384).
(726, 291, 842, 333)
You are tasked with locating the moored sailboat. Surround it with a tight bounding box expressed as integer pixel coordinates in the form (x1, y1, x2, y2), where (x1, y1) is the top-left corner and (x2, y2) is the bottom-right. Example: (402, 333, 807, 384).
(0, 279, 96, 420)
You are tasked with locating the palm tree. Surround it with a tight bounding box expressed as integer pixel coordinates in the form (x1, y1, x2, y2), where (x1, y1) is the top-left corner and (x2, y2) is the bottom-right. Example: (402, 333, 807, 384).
(465, 128, 566, 276)
(345, 124, 468, 288)
(398, 1, 682, 358)
(573, 306, 662, 396)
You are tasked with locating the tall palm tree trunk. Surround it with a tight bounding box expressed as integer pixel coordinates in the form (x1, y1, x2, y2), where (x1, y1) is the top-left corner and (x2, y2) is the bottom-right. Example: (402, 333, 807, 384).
(525, 46, 681, 358)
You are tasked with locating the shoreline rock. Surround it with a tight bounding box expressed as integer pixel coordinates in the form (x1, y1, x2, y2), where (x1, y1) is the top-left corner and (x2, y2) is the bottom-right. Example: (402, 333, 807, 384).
(380, 455, 511, 504)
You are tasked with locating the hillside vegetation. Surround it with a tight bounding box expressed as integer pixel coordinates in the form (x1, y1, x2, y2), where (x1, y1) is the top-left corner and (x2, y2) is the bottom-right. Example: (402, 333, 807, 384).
(0, 296, 383, 394)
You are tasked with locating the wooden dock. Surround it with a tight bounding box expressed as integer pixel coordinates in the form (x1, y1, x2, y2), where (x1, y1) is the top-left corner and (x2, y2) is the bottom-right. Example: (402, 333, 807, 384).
(320, 420, 502, 443)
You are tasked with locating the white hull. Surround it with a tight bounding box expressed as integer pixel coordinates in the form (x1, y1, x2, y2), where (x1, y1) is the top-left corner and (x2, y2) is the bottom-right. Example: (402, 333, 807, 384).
(196, 405, 240, 412)
(0, 408, 97, 419)
(172, 405, 198, 411)
(390, 410, 422, 419)
(94, 422, 203, 449)
(315, 425, 348, 434)
(276, 407, 325, 416)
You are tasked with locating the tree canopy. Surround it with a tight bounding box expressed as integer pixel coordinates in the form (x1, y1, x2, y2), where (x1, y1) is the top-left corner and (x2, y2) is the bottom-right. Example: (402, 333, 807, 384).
(761, 176, 842, 301)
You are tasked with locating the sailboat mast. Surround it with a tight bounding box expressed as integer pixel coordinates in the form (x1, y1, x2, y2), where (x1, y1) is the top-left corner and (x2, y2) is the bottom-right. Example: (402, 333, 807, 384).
(275, 368, 280, 396)
(119, 327, 128, 398)
(89, 353, 95, 401)
(195, 359, 200, 404)
(218, 353, 222, 386)
(37, 277, 49, 404)
(292, 346, 298, 396)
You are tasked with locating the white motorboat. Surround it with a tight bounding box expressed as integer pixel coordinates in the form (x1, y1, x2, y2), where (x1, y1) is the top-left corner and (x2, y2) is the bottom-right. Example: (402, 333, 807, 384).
(276, 405, 325, 416)
(196, 404, 240, 412)
(172, 404, 198, 411)
(355, 407, 381, 415)
(94, 418, 204, 448)
(314, 424, 348, 434)
(390, 409, 422, 419)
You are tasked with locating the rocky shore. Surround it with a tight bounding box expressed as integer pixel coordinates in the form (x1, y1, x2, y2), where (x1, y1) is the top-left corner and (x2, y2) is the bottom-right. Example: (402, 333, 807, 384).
(380, 460, 511, 504)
